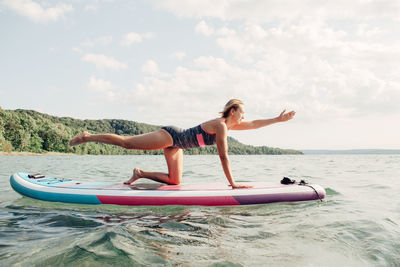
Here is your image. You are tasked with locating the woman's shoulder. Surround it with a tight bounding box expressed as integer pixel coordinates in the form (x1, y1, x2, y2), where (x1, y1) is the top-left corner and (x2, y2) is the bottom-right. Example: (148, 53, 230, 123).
(201, 118, 226, 133)
(201, 118, 225, 126)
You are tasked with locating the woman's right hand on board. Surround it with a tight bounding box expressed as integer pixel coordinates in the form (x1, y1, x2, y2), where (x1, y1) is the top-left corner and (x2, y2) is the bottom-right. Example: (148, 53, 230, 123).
(231, 183, 253, 189)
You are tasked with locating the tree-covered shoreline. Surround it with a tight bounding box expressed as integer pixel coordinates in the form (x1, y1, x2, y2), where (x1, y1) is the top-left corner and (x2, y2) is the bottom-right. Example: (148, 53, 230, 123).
(0, 107, 302, 155)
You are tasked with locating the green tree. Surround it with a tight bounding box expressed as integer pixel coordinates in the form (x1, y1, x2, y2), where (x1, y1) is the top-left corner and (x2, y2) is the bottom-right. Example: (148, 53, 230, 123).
(38, 122, 69, 152)
(28, 133, 43, 153)
(0, 109, 14, 152)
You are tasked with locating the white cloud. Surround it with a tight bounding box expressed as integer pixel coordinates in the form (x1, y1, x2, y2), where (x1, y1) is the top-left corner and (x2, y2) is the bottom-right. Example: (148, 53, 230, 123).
(151, 0, 227, 19)
(153, 0, 400, 22)
(3, 0, 73, 23)
(72, 47, 83, 53)
(356, 24, 385, 38)
(208, 21, 400, 118)
(141, 60, 160, 75)
(170, 51, 186, 60)
(82, 53, 128, 70)
(80, 36, 113, 47)
(84, 5, 97, 11)
(123, 56, 274, 126)
(121, 32, 154, 46)
(217, 26, 236, 36)
(87, 75, 115, 99)
(73, 36, 113, 54)
(111, 2, 400, 128)
(121, 32, 142, 45)
(195, 20, 214, 36)
(87, 75, 113, 91)
(122, 17, 400, 126)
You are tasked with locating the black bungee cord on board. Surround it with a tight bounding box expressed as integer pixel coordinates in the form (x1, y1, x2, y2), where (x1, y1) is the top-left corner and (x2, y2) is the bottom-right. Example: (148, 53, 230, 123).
(280, 177, 323, 202)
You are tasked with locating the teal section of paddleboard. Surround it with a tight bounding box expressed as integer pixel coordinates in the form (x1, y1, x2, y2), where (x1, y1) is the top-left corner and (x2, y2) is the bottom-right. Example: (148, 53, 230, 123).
(10, 173, 102, 204)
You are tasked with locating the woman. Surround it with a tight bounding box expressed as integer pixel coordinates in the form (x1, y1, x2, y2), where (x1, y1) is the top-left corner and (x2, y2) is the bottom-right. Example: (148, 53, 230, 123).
(70, 99, 295, 189)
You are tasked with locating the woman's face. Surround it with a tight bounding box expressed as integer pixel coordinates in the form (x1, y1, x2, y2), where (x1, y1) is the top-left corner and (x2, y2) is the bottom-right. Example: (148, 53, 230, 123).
(232, 105, 245, 124)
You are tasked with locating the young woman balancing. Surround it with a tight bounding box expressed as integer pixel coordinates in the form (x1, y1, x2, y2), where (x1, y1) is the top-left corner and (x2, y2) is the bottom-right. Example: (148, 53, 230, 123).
(69, 99, 296, 189)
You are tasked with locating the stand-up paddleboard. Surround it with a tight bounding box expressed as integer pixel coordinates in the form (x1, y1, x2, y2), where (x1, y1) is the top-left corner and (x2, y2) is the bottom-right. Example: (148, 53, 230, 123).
(10, 172, 326, 206)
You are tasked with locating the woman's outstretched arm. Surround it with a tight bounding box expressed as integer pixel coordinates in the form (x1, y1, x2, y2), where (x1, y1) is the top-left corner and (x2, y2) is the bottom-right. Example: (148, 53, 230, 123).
(231, 109, 295, 130)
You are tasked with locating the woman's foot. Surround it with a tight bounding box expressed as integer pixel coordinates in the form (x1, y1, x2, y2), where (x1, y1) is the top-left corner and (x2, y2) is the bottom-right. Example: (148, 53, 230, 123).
(124, 168, 142, 185)
(69, 131, 90, 146)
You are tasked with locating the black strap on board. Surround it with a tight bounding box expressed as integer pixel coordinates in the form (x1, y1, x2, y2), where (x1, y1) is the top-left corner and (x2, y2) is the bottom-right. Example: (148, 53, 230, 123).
(280, 177, 296, 184)
(28, 174, 45, 179)
(281, 177, 323, 202)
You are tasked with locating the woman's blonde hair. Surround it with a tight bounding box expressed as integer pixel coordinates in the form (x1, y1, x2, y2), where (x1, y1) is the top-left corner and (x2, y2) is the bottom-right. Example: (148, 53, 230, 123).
(220, 99, 244, 118)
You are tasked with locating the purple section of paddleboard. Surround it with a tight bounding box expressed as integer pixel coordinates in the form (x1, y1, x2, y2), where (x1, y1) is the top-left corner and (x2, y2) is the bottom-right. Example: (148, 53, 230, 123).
(233, 191, 322, 205)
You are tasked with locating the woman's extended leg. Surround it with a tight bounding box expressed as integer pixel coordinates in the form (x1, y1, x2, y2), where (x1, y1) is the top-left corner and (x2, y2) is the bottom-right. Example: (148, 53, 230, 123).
(70, 129, 173, 150)
(124, 147, 183, 185)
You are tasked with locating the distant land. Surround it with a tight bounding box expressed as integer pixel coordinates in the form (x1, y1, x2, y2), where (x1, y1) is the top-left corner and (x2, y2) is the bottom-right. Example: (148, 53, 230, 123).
(302, 149, 400, 155)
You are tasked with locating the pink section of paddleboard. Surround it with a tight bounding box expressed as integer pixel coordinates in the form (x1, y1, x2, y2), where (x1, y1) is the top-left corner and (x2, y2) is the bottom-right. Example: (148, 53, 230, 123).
(96, 195, 240, 206)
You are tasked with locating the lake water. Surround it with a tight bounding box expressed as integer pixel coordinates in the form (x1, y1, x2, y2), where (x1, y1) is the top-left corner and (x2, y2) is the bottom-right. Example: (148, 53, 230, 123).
(1, 154, 399, 266)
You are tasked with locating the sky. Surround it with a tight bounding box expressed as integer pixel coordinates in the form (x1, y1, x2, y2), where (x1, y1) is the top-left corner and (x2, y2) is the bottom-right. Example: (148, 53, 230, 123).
(1, 0, 399, 150)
